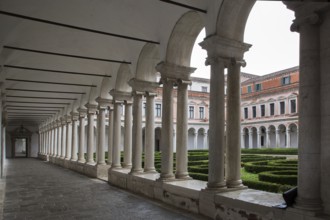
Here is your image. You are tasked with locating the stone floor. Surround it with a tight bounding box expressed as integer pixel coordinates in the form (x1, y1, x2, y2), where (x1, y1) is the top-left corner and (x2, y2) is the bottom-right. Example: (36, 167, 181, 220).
(1, 158, 209, 220)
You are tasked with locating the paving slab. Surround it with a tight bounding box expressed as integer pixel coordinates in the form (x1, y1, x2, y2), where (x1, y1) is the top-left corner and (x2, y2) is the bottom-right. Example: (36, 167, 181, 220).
(2, 158, 209, 220)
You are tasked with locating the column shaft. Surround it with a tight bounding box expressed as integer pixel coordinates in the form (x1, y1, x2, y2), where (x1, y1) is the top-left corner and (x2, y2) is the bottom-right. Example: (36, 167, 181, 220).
(248, 131, 253, 149)
(65, 121, 72, 160)
(144, 93, 156, 172)
(111, 102, 122, 168)
(275, 130, 280, 148)
(130, 94, 143, 173)
(107, 109, 114, 165)
(226, 61, 243, 188)
(86, 113, 95, 164)
(175, 81, 190, 179)
(123, 102, 132, 168)
(71, 118, 78, 161)
(57, 125, 61, 157)
(78, 115, 86, 163)
(97, 108, 106, 165)
(286, 130, 291, 148)
(61, 123, 66, 158)
(207, 59, 226, 189)
(159, 79, 175, 180)
(294, 16, 322, 211)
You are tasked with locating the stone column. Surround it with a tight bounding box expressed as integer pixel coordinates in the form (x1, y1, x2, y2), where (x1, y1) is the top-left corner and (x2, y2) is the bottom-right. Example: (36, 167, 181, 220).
(1, 123, 5, 177)
(275, 129, 280, 148)
(57, 121, 61, 157)
(107, 107, 114, 166)
(206, 57, 227, 189)
(50, 125, 54, 156)
(248, 130, 253, 149)
(144, 92, 156, 173)
(85, 104, 97, 165)
(78, 109, 87, 163)
(111, 101, 122, 169)
(97, 105, 106, 165)
(123, 100, 132, 168)
(257, 131, 262, 148)
(47, 126, 51, 155)
(71, 113, 79, 161)
(287, 4, 323, 211)
(61, 119, 66, 159)
(65, 117, 72, 160)
(175, 80, 191, 179)
(159, 78, 175, 180)
(130, 92, 143, 174)
(286, 129, 291, 148)
(226, 59, 244, 188)
(266, 129, 270, 148)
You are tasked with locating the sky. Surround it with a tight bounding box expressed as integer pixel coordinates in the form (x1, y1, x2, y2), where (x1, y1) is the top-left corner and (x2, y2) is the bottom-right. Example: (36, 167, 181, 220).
(190, 1, 299, 78)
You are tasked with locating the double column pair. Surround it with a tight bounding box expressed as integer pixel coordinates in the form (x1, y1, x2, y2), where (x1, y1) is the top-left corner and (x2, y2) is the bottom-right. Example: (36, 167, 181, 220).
(200, 35, 250, 189)
(128, 87, 157, 174)
(155, 62, 195, 180)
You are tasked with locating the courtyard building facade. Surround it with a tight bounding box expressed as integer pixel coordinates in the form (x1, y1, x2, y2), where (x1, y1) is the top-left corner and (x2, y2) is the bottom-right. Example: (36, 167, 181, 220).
(0, 1, 330, 220)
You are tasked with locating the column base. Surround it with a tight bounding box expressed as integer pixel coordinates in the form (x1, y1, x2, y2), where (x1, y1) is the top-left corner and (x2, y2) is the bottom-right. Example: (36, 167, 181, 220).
(86, 161, 96, 165)
(97, 162, 106, 166)
(129, 169, 144, 175)
(294, 196, 323, 213)
(226, 179, 246, 189)
(60, 156, 65, 159)
(157, 173, 175, 181)
(78, 159, 86, 163)
(205, 181, 227, 191)
(175, 172, 192, 180)
(122, 163, 132, 169)
(70, 158, 78, 162)
(110, 164, 122, 170)
(144, 168, 157, 174)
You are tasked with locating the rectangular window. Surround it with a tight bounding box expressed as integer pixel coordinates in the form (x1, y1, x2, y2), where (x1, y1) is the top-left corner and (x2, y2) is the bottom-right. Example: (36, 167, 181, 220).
(282, 76, 291, 85)
(247, 85, 252, 93)
(244, 107, 248, 119)
(201, 86, 208, 92)
(189, 106, 195, 119)
(255, 83, 262, 92)
(252, 106, 256, 118)
(199, 107, 205, 119)
(270, 103, 275, 116)
(290, 99, 296, 113)
(280, 101, 285, 114)
(155, 103, 161, 117)
(260, 105, 265, 117)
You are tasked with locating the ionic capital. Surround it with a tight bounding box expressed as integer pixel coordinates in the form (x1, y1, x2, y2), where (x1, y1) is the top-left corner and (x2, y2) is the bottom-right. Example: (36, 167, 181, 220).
(85, 103, 98, 114)
(95, 97, 112, 109)
(128, 78, 159, 93)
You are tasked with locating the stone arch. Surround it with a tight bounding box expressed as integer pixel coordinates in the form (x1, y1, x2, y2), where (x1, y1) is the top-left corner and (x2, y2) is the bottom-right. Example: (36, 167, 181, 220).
(242, 127, 249, 149)
(166, 11, 204, 66)
(216, 0, 256, 41)
(136, 43, 160, 82)
(268, 125, 276, 148)
(115, 64, 133, 93)
(288, 123, 298, 148)
(98, 77, 113, 99)
(250, 127, 257, 148)
(278, 124, 286, 148)
(155, 127, 161, 151)
(259, 126, 266, 148)
(188, 127, 196, 150)
(197, 128, 206, 149)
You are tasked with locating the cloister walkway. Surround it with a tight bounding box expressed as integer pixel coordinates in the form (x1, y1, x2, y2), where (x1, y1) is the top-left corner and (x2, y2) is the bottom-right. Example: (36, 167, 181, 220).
(0, 159, 207, 220)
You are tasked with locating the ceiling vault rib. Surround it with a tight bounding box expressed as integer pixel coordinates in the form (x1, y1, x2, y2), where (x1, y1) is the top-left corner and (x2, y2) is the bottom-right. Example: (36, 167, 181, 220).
(0, 10, 160, 44)
(4, 65, 111, 78)
(3, 46, 131, 64)
(6, 95, 77, 100)
(159, 0, 207, 13)
(5, 78, 97, 87)
(6, 101, 70, 105)
(7, 109, 59, 112)
(5, 105, 64, 109)
(6, 88, 85, 95)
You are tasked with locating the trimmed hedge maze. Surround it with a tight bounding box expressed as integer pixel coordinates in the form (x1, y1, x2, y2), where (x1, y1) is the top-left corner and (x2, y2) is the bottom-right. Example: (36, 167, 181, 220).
(115, 149, 298, 193)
